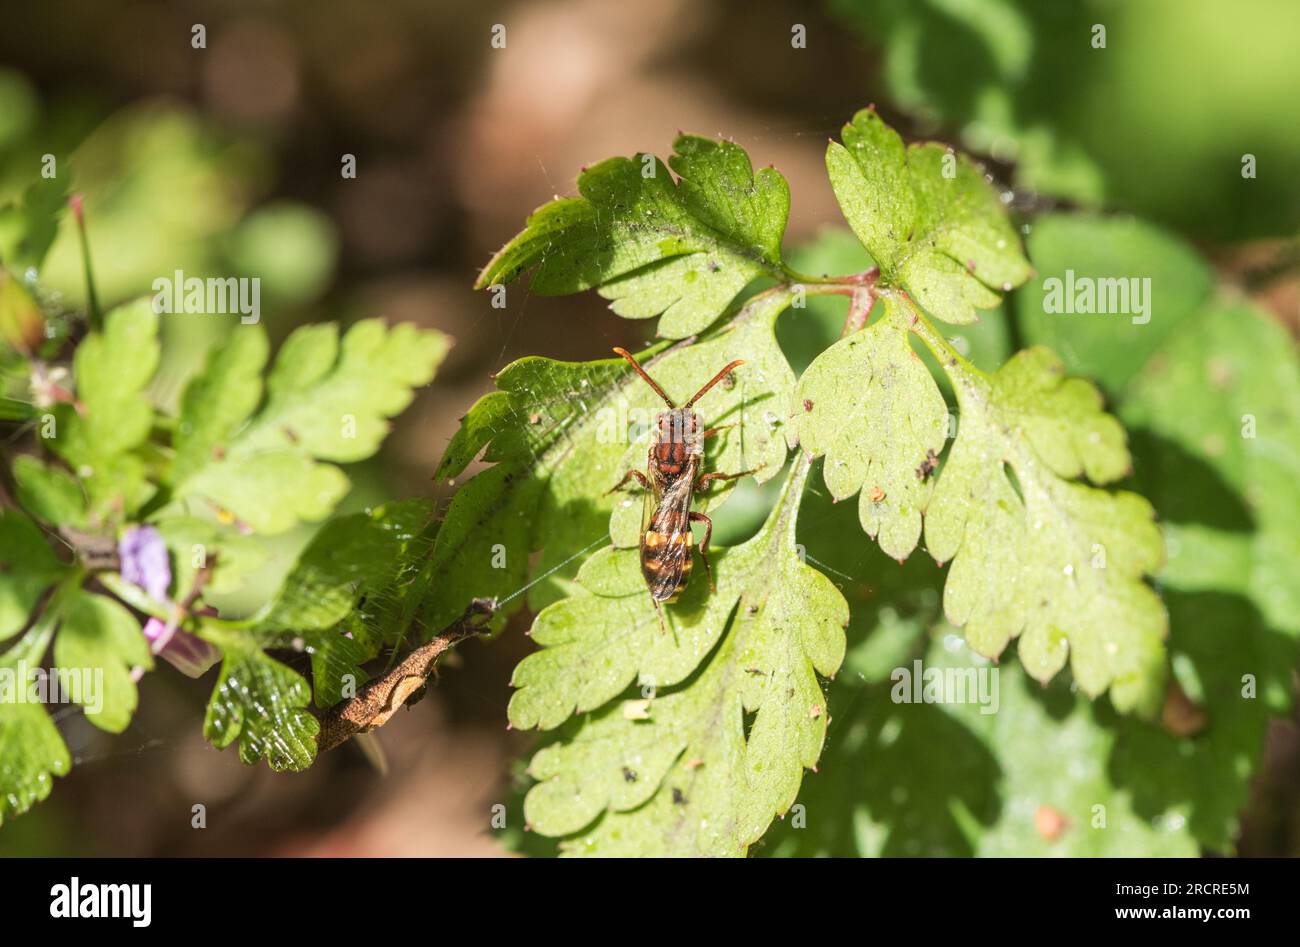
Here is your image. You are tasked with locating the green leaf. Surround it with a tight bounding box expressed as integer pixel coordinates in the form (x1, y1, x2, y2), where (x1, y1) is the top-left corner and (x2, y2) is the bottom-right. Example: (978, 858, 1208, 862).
(258, 320, 446, 462)
(827, 107, 1031, 324)
(766, 640, 1198, 857)
(257, 499, 439, 707)
(476, 135, 789, 338)
(260, 499, 436, 633)
(0, 508, 64, 641)
(172, 327, 269, 484)
(792, 293, 948, 559)
(1110, 589, 1295, 853)
(923, 342, 1167, 713)
(514, 458, 848, 856)
(825, 108, 915, 270)
(425, 290, 796, 635)
(52, 590, 153, 733)
(764, 538, 1289, 857)
(178, 452, 349, 535)
(154, 517, 268, 597)
(759, 490, 1218, 857)
(0, 702, 70, 828)
(1016, 214, 1216, 394)
(0, 267, 46, 353)
(67, 298, 160, 456)
(46, 299, 160, 520)
(0, 176, 67, 272)
(12, 454, 85, 527)
(200, 630, 319, 771)
(0, 617, 71, 827)
(1124, 302, 1300, 638)
(169, 319, 448, 534)
(1010, 213, 1300, 642)
(832, 0, 1300, 240)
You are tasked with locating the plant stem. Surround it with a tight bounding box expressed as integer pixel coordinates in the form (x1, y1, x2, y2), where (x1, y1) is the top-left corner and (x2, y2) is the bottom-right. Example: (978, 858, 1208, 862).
(878, 288, 985, 385)
(780, 264, 879, 287)
(69, 194, 102, 332)
(316, 598, 494, 753)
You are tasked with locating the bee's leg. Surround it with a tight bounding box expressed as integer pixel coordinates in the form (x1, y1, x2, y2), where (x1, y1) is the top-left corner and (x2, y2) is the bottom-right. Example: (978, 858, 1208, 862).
(652, 597, 668, 634)
(688, 510, 715, 592)
(700, 422, 738, 439)
(695, 465, 764, 492)
(606, 469, 652, 495)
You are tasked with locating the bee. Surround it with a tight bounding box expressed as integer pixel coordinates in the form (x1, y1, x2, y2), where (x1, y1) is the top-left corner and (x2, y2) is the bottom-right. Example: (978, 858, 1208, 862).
(607, 347, 757, 624)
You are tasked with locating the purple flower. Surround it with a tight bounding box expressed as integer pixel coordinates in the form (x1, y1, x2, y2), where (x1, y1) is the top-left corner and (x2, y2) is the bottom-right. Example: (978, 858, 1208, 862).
(122, 529, 220, 679)
(142, 617, 221, 679)
(119, 526, 172, 603)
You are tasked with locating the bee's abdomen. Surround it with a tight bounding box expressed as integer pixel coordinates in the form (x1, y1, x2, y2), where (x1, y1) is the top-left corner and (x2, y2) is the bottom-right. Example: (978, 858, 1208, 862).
(641, 522, 693, 603)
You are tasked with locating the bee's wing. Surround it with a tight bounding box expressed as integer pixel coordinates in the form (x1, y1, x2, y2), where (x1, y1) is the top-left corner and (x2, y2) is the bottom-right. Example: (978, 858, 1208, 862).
(641, 464, 697, 602)
(640, 464, 663, 536)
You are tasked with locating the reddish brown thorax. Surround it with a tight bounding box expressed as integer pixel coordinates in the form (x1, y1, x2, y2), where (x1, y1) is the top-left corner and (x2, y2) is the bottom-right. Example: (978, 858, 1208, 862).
(652, 408, 702, 477)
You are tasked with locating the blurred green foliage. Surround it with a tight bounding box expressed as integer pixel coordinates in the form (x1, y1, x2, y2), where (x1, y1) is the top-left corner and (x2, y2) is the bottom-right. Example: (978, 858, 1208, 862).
(836, 0, 1300, 239)
(0, 73, 445, 826)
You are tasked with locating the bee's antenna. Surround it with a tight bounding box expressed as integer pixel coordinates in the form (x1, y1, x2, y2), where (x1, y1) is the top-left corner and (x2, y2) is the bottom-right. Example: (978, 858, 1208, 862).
(612, 347, 675, 408)
(685, 359, 745, 408)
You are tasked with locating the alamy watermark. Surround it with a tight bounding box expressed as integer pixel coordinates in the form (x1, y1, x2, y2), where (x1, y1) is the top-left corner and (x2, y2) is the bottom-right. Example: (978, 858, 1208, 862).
(891, 659, 999, 715)
(151, 269, 260, 324)
(1041, 269, 1151, 325)
(0, 661, 103, 716)
(50, 877, 151, 927)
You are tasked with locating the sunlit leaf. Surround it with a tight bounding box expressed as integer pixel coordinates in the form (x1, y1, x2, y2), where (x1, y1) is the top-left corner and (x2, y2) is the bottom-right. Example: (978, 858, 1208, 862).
(477, 135, 789, 338)
(923, 341, 1166, 713)
(827, 107, 1031, 324)
(514, 460, 847, 856)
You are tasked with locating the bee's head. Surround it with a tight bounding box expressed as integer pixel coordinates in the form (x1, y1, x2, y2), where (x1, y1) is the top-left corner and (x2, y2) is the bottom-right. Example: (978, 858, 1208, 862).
(655, 408, 701, 447)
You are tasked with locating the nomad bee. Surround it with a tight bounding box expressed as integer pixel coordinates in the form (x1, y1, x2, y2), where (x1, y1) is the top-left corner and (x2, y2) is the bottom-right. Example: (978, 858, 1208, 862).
(608, 347, 755, 621)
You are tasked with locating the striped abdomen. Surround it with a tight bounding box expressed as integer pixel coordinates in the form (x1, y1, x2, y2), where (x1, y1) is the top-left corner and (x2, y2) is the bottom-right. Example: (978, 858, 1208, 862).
(641, 505, 694, 603)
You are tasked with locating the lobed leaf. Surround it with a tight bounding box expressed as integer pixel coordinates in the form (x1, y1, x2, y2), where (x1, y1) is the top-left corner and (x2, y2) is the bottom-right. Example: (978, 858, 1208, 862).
(200, 629, 319, 772)
(256, 498, 439, 707)
(0, 702, 69, 828)
(0, 509, 64, 641)
(1011, 213, 1300, 637)
(12, 455, 85, 528)
(167, 319, 448, 535)
(792, 293, 948, 559)
(766, 488, 1291, 856)
(424, 290, 797, 636)
(171, 327, 269, 484)
(0, 620, 70, 827)
(514, 459, 848, 856)
(827, 107, 1031, 324)
(52, 589, 153, 734)
(45, 300, 160, 521)
(476, 135, 789, 338)
(924, 343, 1167, 713)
